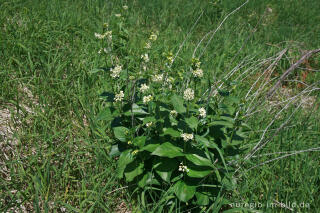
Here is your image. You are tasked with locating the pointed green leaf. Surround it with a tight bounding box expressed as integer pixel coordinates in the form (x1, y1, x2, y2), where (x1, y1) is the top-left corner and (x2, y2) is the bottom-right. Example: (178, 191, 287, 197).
(208, 121, 233, 128)
(124, 162, 144, 182)
(171, 95, 186, 113)
(174, 180, 196, 202)
(185, 116, 198, 130)
(195, 192, 210, 206)
(162, 128, 181, 138)
(96, 107, 113, 121)
(195, 135, 210, 147)
(153, 158, 179, 182)
(133, 136, 146, 148)
(124, 103, 149, 116)
(185, 154, 213, 168)
(152, 142, 184, 158)
(187, 167, 212, 178)
(117, 150, 133, 178)
(113, 126, 129, 142)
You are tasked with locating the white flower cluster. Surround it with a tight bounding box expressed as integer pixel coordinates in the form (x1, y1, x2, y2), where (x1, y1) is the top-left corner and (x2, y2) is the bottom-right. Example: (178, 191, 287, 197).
(199, 107, 206, 118)
(110, 65, 122, 78)
(192, 68, 203, 78)
(141, 53, 149, 63)
(181, 133, 193, 142)
(114, 91, 124, 102)
(178, 162, 189, 173)
(94, 31, 112, 40)
(152, 74, 163, 82)
(149, 32, 157, 41)
(146, 122, 153, 127)
(170, 110, 178, 117)
(183, 88, 194, 101)
(143, 95, 153, 104)
(115, 14, 121, 17)
(122, 5, 128, 10)
(195, 61, 201, 68)
(139, 84, 149, 93)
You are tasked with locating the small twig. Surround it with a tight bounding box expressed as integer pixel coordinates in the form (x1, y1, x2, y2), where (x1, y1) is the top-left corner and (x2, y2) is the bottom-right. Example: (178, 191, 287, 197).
(267, 48, 320, 98)
(171, 11, 203, 65)
(106, 186, 129, 195)
(246, 147, 320, 171)
(193, 0, 249, 58)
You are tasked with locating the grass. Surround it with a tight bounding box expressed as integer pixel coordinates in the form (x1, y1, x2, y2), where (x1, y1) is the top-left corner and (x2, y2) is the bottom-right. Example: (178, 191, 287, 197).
(0, 0, 319, 212)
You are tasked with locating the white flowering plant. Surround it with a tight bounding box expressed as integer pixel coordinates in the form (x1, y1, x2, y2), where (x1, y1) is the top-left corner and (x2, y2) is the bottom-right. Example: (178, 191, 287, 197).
(93, 16, 249, 210)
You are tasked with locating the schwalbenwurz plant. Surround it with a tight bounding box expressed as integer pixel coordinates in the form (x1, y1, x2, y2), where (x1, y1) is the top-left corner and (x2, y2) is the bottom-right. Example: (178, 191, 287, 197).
(95, 16, 249, 208)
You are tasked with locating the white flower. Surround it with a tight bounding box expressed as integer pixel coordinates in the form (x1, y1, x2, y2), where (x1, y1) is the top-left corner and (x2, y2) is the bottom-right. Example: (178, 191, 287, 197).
(195, 61, 201, 68)
(114, 91, 124, 102)
(110, 65, 122, 78)
(115, 14, 121, 17)
(153, 74, 163, 82)
(183, 88, 194, 101)
(149, 32, 157, 41)
(170, 110, 178, 117)
(94, 32, 104, 39)
(141, 53, 149, 63)
(139, 84, 149, 93)
(192, 68, 203, 78)
(123, 5, 128, 10)
(144, 42, 151, 49)
(199, 107, 206, 118)
(178, 162, 189, 173)
(146, 122, 153, 127)
(104, 31, 112, 41)
(181, 133, 193, 142)
(98, 49, 102, 54)
(143, 95, 153, 104)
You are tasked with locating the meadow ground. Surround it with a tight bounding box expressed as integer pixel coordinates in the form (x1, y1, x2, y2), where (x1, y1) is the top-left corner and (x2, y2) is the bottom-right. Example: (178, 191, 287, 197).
(1, 0, 320, 212)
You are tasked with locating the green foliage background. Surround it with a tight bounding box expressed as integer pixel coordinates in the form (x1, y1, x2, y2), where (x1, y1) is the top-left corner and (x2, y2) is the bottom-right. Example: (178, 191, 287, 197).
(0, 0, 319, 212)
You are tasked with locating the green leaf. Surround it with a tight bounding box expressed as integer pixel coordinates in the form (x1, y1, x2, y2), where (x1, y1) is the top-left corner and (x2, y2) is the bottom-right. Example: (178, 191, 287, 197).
(152, 142, 184, 158)
(171, 95, 186, 114)
(187, 166, 212, 178)
(133, 136, 146, 148)
(124, 103, 149, 116)
(162, 128, 181, 138)
(138, 172, 152, 188)
(185, 116, 198, 130)
(124, 162, 144, 182)
(109, 144, 120, 157)
(96, 107, 113, 121)
(89, 68, 104, 74)
(208, 121, 233, 128)
(195, 192, 210, 206)
(195, 135, 210, 147)
(153, 158, 179, 182)
(174, 180, 196, 202)
(206, 141, 229, 173)
(142, 116, 156, 125)
(141, 143, 159, 152)
(117, 150, 133, 178)
(185, 154, 213, 168)
(113, 126, 129, 142)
